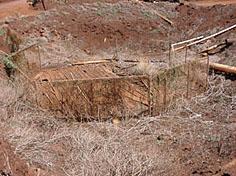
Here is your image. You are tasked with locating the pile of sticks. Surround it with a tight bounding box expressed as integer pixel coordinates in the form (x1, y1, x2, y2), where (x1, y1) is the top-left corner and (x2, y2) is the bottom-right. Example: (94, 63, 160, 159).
(171, 24, 236, 75)
(171, 24, 236, 52)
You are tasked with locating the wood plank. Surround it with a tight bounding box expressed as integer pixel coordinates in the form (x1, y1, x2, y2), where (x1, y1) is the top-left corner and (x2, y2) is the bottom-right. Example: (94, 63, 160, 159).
(71, 60, 111, 66)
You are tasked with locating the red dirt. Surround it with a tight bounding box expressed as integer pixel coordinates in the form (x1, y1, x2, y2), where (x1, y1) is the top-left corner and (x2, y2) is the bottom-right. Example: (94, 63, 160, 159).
(5, 1, 236, 57)
(0, 0, 40, 19)
(7, 1, 172, 54)
(0, 139, 36, 176)
(0, 0, 123, 21)
(174, 4, 236, 38)
(185, 0, 236, 6)
(0, 135, 58, 175)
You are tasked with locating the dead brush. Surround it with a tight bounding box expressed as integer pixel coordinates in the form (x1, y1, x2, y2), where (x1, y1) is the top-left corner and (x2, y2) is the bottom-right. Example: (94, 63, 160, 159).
(0, 80, 18, 107)
(62, 122, 157, 176)
(3, 105, 159, 175)
(0, 75, 235, 176)
(133, 58, 160, 76)
(0, 81, 158, 175)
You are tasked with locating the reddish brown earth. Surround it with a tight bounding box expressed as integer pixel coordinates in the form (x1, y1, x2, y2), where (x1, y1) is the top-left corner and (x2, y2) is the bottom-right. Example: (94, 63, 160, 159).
(4, 1, 236, 56)
(185, 0, 236, 6)
(6, 1, 172, 55)
(0, 0, 123, 20)
(0, 139, 36, 176)
(0, 0, 40, 19)
(0, 138, 57, 176)
(174, 4, 236, 38)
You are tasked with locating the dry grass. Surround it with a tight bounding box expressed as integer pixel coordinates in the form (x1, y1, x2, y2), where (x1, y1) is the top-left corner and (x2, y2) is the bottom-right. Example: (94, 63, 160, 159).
(0, 75, 235, 175)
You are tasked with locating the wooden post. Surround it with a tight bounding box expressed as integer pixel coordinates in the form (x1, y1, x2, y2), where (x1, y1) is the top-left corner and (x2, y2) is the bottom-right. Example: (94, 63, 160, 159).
(37, 45, 42, 70)
(22, 50, 30, 71)
(184, 46, 190, 98)
(168, 42, 172, 67)
(206, 54, 209, 89)
(156, 76, 161, 114)
(184, 46, 188, 64)
(72, 60, 111, 66)
(148, 76, 152, 116)
(163, 77, 167, 110)
(7, 43, 38, 59)
(90, 82, 94, 117)
(186, 62, 190, 99)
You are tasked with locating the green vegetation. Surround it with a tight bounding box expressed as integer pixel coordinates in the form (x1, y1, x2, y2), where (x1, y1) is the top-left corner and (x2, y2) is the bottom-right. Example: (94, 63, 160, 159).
(1, 55, 17, 77)
(0, 28, 5, 36)
(3, 56, 16, 70)
(150, 28, 160, 33)
(141, 11, 153, 18)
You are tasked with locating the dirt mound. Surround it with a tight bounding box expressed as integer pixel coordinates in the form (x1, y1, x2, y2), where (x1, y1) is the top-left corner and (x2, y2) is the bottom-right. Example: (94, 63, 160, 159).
(169, 3, 236, 45)
(172, 3, 236, 65)
(7, 1, 177, 54)
(5, 1, 236, 59)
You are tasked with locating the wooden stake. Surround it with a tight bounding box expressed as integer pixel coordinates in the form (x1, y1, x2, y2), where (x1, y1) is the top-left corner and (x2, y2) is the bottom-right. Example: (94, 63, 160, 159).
(163, 77, 167, 110)
(148, 76, 152, 116)
(90, 82, 94, 116)
(186, 62, 190, 99)
(200, 40, 228, 54)
(206, 54, 210, 89)
(8, 43, 38, 59)
(41, 0, 46, 10)
(155, 12, 173, 26)
(171, 36, 204, 48)
(184, 46, 188, 64)
(37, 45, 42, 69)
(168, 42, 172, 67)
(71, 60, 111, 66)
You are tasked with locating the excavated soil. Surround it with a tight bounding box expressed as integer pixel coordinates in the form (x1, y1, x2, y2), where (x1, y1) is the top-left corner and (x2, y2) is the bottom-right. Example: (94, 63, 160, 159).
(4, 1, 236, 65)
